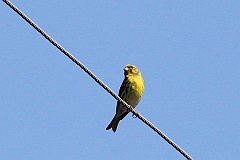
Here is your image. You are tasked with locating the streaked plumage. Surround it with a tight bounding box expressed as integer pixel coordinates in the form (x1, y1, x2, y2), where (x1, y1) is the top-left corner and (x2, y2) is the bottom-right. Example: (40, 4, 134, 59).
(106, 64, 144, 132)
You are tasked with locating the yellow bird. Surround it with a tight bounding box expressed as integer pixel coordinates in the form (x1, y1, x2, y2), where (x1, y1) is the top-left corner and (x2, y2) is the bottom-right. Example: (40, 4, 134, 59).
(106, 64, 144, 132)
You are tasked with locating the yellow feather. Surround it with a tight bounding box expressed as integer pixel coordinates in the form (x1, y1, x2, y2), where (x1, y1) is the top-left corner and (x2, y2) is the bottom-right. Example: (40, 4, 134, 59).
(127, 74, 144, 101)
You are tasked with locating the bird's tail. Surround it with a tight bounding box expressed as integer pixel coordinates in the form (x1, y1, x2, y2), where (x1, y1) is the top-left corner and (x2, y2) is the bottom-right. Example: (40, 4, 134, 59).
(106, 117, 120, 132)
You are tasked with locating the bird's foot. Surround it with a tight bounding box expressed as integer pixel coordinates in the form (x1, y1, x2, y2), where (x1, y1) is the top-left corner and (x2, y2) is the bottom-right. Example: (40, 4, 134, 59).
(132, 110, 139, 118)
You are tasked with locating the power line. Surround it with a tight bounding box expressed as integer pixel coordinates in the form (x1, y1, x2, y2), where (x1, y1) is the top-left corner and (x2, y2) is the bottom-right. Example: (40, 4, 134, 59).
(3, 0, 193, 159)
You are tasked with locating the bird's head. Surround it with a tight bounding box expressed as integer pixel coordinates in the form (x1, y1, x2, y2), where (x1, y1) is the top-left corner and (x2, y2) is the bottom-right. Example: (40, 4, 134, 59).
(124, 64, 141, 76)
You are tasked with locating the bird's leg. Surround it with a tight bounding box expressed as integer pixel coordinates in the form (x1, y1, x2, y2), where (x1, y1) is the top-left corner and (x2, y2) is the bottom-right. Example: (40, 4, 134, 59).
(127, 105, 133, 112)
(132, 110, 139, 118)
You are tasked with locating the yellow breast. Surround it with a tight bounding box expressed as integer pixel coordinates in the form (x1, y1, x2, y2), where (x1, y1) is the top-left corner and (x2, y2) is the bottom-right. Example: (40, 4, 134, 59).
(127, 74, 145, 101)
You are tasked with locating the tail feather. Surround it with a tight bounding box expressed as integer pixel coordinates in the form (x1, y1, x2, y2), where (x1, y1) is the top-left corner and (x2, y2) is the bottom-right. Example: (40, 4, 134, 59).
(106, 117, 120, 132)
(106, 112, 129, 132)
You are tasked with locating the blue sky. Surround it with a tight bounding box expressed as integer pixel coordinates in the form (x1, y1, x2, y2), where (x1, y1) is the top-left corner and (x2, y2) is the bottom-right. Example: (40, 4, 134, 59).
(1, 1, 240, 159)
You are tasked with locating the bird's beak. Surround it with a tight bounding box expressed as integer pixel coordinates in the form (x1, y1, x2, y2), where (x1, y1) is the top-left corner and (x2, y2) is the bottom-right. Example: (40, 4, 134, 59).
(124, 67, 128, 71)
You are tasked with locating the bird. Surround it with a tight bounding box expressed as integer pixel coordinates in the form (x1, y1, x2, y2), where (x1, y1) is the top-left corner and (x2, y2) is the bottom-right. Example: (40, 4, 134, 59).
(106, 64, 144, 132)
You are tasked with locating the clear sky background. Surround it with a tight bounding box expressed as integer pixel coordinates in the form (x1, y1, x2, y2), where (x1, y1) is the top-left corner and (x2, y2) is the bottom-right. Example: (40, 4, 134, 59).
(1, 1, 240, 160)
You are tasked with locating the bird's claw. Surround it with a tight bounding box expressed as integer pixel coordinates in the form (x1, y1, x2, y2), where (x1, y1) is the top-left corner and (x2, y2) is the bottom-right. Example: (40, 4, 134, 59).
(132, 110, 139, 118)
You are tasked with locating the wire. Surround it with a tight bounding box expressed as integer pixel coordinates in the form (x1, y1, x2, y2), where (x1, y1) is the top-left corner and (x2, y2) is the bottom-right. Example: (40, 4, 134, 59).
(3, 0, 193, 159)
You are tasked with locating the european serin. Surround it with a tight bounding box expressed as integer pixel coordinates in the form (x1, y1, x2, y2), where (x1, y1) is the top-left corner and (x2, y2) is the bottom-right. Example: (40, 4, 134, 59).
(106, 64, 144, 132)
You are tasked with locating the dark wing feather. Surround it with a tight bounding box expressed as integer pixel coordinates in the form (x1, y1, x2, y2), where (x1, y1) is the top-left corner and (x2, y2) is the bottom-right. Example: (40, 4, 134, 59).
(115, 77, 130, 118)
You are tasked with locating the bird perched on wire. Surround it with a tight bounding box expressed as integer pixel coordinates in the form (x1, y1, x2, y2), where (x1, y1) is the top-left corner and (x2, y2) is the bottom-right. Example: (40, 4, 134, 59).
(106, 64, 145, 132)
